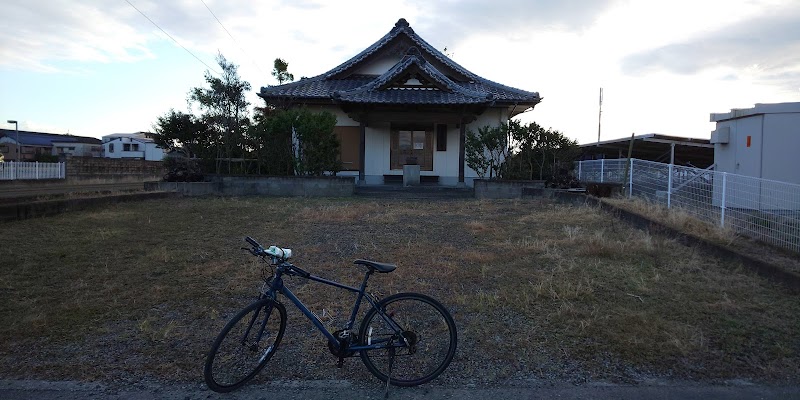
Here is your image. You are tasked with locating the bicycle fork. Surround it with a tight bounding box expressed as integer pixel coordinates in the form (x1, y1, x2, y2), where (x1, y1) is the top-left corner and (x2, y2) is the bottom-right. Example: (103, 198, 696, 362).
(242, 302, 276, 360)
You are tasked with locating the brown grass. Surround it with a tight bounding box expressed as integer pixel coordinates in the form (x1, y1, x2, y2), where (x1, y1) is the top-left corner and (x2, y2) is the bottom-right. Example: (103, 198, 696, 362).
(604, 196, 800, 274)
(0, 197, 798, 386)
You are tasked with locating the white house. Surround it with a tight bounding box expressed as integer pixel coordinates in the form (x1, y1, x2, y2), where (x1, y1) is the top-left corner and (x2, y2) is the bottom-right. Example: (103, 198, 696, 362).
(102, 132, 165, 161)
(258, 18, 541, 187)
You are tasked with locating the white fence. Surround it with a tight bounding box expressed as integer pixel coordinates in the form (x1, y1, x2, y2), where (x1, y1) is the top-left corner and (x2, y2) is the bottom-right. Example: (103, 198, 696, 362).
(577, 159, 800, 253)
(0, 161, 66, 180)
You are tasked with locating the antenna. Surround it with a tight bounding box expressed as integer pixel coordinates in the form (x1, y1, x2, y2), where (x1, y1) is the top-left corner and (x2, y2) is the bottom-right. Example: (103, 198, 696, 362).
(597, 87, 603, 145)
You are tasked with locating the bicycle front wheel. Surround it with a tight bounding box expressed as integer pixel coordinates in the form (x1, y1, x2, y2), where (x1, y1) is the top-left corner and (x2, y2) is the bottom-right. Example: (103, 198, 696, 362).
(358, 292, 457, 387)
(204, 298, 287, 393)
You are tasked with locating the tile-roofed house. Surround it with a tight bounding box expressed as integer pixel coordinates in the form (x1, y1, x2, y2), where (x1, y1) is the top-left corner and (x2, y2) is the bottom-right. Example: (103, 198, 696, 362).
(259, 18, 542, 186)
(0, 129, 102, 161)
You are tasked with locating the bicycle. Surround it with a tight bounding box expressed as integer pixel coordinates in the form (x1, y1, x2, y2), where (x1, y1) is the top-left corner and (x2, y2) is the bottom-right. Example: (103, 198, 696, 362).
(203, 236, 458, 393)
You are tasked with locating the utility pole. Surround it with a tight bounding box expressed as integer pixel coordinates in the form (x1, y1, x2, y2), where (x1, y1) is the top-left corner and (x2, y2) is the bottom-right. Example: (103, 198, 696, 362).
(7, 120, 19, 161)
(597, 88, 603, 145)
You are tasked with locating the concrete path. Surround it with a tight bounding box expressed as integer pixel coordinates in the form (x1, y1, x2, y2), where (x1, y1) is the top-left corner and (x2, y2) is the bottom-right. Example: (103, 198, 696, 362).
(2, 380, 799, 400)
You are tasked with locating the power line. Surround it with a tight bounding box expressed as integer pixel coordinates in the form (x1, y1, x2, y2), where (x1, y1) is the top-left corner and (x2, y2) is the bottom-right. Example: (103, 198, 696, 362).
(124, 0, 220, 75)
(199, 0, 268, 79)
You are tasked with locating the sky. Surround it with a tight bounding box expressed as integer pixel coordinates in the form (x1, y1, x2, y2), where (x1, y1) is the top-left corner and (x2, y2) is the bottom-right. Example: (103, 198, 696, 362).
(1, 0, 799, 145)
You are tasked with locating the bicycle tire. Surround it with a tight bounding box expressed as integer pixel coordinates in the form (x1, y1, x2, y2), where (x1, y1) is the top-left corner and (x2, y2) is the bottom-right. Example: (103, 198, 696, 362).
(204, 298, 287, 392)
(358, 292, 457, 386)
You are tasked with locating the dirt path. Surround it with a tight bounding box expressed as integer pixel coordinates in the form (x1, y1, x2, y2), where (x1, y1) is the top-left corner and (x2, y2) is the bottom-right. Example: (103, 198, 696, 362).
(2, 379, 799, 400)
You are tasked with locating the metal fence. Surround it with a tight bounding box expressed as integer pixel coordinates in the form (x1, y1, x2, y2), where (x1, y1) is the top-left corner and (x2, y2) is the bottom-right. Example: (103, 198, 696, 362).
(0, 161, 66, 180)
(577, 159, 800, 253)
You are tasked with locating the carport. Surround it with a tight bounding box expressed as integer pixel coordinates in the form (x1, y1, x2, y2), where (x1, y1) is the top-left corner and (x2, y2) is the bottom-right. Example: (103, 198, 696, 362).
(580, 134, 714, 168)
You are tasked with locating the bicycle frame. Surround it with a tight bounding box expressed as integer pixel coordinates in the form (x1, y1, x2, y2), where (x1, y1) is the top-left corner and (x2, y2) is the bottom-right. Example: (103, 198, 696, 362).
(261, 261, 404, 352)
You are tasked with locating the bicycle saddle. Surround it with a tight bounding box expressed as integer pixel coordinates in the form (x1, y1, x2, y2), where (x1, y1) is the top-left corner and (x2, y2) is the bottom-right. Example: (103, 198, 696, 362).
(354, 259, 397, 273)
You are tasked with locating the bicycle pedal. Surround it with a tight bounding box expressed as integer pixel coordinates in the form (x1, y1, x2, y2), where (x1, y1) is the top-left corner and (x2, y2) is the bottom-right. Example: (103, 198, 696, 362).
(336, 357, 344, 368)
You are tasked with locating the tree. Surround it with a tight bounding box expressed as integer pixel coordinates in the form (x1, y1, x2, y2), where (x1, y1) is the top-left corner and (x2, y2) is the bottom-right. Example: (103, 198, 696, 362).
(151, 109, 210, 159)
(189, 53, 251, 174)
(293, 110, 340, 176)
(248, 109, 296, 176)
(505, 121, 579, 183)
(272, 58, 294, 85)
(248, 109, 340, 176)
(465, 124, 512, 179)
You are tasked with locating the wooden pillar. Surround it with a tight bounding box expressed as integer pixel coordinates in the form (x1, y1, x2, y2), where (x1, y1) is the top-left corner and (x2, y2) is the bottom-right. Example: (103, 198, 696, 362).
(359, 119, 366, 184)
(458, 121, 466, 184)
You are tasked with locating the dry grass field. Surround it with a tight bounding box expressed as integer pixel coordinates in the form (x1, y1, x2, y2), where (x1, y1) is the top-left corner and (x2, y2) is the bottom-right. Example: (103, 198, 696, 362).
(1, 196, 798, 387)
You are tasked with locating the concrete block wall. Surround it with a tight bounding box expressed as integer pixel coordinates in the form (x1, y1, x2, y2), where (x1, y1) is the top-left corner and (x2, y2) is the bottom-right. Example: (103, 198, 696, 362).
(65, 157, 165, 181)
(147, 182, 220, 196)
(220, 176, 355, 197)
(474, 179, 545, 199)
(150, 176, 356, 197)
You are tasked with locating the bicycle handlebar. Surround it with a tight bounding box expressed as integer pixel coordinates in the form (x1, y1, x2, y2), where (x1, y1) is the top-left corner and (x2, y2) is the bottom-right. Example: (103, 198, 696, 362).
(289, 265, 310, 278)
(245, 236, 261, 249)
(244, 236, 293, 261)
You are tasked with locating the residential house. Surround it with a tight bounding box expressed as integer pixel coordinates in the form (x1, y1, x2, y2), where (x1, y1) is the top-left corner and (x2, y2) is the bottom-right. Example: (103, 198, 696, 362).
(52, 136, 103, 158)
(0, 129, 102, 161)
(102, 132, 165, 161)
(258, 18, 541, 187)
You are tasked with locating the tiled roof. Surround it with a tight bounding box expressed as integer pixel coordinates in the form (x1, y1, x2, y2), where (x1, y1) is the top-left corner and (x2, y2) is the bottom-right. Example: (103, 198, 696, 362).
(334, 49, 492, 104)
(259, 18, 540, 107)
(323, 18, 478, 81)
(0, 129, 101, 146)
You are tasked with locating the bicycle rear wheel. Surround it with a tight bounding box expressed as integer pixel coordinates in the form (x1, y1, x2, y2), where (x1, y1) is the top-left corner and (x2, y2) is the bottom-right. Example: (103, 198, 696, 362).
(204, 298, 286, 393)
(358, 292, 457, 386)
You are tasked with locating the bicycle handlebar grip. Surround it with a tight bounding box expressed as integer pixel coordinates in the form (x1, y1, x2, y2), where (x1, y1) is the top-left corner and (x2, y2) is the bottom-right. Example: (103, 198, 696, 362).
(244, 236, 261, 248)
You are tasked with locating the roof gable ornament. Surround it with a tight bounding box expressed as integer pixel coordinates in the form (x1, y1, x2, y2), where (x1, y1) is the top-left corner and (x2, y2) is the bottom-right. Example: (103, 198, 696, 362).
(332, 45, 495, 104)
(381, 47, 443, 91)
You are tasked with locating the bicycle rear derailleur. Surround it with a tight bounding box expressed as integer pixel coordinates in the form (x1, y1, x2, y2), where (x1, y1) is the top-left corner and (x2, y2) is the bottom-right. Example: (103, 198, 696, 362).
(327, 329, 358, 368)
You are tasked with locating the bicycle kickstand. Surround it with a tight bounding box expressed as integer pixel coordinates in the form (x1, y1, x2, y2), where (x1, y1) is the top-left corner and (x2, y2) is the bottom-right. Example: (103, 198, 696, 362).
(384, 348, 395, 399)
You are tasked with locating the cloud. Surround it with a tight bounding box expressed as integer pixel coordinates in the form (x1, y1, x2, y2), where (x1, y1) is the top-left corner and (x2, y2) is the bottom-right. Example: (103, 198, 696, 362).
(0, 0, 157, 71)
(621, 4, 800, 90)
(275, 0, 324, 10)
(0, 0, 268, 72)
(408, 0, 620, 47)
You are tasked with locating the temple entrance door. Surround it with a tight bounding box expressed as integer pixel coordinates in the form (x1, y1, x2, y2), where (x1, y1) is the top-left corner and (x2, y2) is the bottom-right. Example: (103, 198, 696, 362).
(391, 129, 433, 171)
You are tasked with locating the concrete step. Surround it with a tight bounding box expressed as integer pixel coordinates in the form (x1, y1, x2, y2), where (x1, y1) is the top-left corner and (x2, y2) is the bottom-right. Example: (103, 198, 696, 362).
(354, 185, 474, 199)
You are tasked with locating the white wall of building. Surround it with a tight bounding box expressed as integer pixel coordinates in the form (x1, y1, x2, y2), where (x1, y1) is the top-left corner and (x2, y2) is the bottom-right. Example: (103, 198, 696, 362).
(711, 103, 800, 184)
(102, 136, 164, 161)
(710, 102, 800, 210)
(143, 142, 165, 161)
(352, 54, 403, 75)
(309, 105, 511, 186)
(761, 113, 800, 185)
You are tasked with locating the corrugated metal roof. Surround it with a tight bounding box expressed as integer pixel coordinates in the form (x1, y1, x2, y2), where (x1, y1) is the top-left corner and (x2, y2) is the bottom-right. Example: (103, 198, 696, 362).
(580, 134, 714, 168)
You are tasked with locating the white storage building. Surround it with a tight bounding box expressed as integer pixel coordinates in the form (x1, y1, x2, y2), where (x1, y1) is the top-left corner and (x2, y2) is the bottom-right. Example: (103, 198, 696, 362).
(710, 102, 800, 185)
(710, 102, 800, 211)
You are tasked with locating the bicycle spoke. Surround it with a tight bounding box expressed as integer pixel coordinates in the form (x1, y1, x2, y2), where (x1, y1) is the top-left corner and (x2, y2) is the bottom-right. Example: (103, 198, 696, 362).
(359, 293, 457, 387)
(204, 299, 286, 393)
